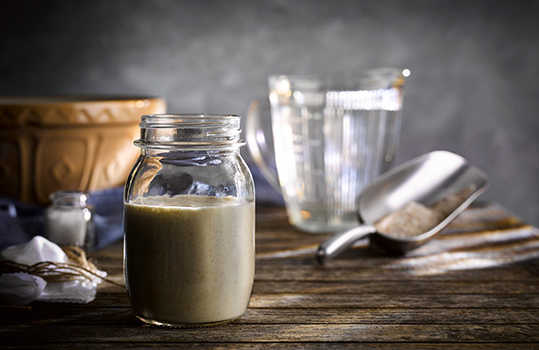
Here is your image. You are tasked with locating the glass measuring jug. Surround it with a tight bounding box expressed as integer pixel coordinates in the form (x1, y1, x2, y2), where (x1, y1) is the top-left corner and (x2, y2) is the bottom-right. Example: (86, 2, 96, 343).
(247, 68, 409, 233)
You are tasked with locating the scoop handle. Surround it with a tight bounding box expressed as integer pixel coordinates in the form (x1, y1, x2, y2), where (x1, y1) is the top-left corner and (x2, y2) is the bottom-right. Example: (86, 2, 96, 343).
(316, 225, 376, 264)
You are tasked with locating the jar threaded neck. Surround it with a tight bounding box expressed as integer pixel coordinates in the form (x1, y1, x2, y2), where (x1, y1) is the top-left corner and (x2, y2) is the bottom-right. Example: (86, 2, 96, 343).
(135, 114, 243, 150)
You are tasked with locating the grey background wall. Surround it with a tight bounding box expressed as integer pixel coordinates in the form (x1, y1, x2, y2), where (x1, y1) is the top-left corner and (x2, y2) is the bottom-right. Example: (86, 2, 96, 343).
(1, 0, 538, 226)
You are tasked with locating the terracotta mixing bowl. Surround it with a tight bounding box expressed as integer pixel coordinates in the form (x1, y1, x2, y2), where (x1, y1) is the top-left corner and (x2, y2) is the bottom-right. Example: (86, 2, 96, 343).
(0, 96, 166, 204)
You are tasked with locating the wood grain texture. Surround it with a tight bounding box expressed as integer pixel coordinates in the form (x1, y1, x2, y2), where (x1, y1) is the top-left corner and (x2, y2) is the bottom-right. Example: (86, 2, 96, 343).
(1, 202, 539, 349)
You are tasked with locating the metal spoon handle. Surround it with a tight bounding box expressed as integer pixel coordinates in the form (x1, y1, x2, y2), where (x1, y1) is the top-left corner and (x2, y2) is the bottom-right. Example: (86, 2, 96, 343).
(316, 225, 377, 264)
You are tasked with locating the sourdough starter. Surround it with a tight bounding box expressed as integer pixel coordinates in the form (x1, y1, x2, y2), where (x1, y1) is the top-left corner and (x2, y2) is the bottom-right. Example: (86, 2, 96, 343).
(124, 195, 255, 326)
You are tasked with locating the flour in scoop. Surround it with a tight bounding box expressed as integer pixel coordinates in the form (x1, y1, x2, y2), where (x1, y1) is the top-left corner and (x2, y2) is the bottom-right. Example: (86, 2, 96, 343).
(374, 186, 475, 239)
(375, 202, 443, 238)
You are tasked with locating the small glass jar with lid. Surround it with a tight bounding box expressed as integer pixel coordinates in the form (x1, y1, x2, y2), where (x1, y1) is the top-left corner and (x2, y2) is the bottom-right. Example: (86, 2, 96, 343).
(123, 114, 255, 327)
(44, 190, 95, 250)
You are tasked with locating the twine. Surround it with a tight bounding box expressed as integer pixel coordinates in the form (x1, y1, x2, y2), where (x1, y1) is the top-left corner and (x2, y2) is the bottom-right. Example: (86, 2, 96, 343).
(0, 246, 124, 288)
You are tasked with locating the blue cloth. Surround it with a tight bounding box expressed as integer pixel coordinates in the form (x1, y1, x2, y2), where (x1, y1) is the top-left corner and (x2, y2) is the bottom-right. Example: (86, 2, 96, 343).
(0, 199, 40, 250)
(0, 187, 125, 251)
(250, 166, 284, 206)
(87, 187, 124, 250)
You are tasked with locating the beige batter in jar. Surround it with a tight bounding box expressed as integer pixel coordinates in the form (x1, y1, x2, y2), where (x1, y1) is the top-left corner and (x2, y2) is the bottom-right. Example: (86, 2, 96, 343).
(124, 195, 255, 326)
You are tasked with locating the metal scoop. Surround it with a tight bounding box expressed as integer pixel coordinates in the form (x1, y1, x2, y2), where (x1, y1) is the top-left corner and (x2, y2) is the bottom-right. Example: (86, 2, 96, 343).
(316, 150, 488, 263)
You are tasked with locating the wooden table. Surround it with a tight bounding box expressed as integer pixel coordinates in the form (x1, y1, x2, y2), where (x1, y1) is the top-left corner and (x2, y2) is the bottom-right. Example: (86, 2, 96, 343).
(2, 202, 539, 349)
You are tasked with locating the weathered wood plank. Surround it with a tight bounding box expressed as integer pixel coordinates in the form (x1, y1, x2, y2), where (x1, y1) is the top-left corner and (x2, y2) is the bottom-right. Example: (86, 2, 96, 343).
(2, 324, 539, 343)
(242, 307, 539, 325)
(95, 264, 537, 281)
(96, 280, 539, 295)
(252, 280, 539, 294)
(254, 224, 539, 258)
(249, 293, 539, 309)
(253, 265, 536, 281)
(254, 248, 539, 269)
(4, 343, 539, 350)
(3, 307, 539, 326)
(14, 291, 538, 310)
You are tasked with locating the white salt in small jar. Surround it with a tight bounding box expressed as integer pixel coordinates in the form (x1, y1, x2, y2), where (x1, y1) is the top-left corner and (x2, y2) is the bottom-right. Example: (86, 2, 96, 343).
(44, 191, 95, 249)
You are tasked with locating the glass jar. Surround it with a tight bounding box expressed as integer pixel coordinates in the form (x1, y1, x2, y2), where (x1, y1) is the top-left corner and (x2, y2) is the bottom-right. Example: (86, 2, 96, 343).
(44, 191, 94, 250)
(123, 114, 255, 327)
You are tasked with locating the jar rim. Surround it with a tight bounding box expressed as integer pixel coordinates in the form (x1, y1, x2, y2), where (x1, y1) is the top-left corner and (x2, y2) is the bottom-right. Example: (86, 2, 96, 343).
(136, 113, 244, 150)
(49, 190, 89, 207)
(140, 114, 239, 127)
(144, 113, 238, 117)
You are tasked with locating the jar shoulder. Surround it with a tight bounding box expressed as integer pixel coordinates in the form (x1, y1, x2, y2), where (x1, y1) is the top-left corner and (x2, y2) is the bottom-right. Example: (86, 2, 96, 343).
(125, 152, 254, 202)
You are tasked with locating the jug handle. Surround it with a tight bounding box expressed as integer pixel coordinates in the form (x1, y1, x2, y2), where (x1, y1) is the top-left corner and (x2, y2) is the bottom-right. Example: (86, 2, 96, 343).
(246, 100, 282, 193)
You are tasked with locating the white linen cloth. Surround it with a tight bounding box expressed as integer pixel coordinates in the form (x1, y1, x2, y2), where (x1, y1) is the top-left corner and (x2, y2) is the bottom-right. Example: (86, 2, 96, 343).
(0, 236, 106, 304)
